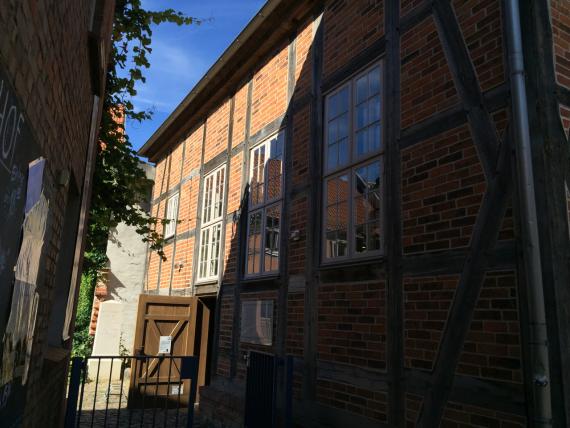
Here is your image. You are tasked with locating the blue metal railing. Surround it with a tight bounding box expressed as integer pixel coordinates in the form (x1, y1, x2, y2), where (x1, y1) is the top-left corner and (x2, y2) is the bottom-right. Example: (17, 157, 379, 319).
(64, 355, 198, 428)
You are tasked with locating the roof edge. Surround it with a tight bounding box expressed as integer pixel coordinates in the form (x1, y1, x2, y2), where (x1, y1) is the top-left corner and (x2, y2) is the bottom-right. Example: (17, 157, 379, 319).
(138, 0, 284, 159)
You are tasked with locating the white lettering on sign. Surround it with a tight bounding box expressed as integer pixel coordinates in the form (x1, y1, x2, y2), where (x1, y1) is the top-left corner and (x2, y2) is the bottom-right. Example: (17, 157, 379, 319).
(0, 79, 25, 174)
(158, 336, 172, 354)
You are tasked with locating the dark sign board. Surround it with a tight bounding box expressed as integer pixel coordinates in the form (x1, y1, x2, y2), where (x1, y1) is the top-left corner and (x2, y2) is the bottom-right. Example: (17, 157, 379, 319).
(0, 63, 42, 427)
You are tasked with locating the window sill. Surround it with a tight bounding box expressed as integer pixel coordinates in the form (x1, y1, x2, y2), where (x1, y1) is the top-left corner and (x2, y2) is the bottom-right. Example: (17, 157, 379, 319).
(242, 274, 281, 289)
(319, 256, 384, 283)
(195, 279, 218, 287)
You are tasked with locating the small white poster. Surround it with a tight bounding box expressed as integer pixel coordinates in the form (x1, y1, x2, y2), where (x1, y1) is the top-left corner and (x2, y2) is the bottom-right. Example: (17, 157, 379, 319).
(158, 336, 172, 354)
(171, 384, 183, 395)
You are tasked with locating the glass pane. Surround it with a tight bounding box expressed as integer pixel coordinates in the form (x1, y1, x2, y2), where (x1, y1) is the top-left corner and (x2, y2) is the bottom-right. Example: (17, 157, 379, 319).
(337, 114, 348, 140)
(369, 191, 381, 221)
(202, 176, 210, 222)
(247, 212, 262, 274)
(327, 120, 337, 144)
(371, 222, 381, 251)
(356, 161, 381, 194)
(338, 139, 349, 167)
(338, 86, 349, 114)
(356, 75, 368, 104)
(370, 95, 381, 122)
(356, 223, 381, 253)
(368, 161, 381, 191)
(338, 200, 349, 231)
(369, 123, 381, 152)
(272, 132, 284, 157)
(354, 161, 381, 254)
(355, 224, 367, 253)
(326, 205, 338, 231)
(326, 174, 349, 204)
(327, 92, 338, 119)
(356, 103, 368, 129)
(327, 144, 338, 171)
(210, 224, 221, 277)
(264, 205, 280, 272)
(254, 183, 264, 206)
(199, 228, 210, 278)
(217, 168, 225, 219)
(325, 228, 348, 259)
(267, 174, 282, 200)
(370, 66, 381, 95)
(258, 144, 266, 169)
(356, 130, 367, 157)
(354, 195, 367, 226)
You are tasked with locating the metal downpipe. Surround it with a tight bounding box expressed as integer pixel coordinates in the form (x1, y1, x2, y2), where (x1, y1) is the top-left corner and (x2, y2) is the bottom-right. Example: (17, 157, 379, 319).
(505, 0, 552, 426)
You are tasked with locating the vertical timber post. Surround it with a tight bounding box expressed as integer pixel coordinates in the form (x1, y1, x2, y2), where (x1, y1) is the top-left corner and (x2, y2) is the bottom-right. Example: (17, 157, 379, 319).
(385, 0, 404, 426)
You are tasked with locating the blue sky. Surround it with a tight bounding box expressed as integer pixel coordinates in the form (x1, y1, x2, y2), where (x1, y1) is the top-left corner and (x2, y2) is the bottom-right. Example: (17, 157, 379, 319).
(128, 0, 266, 153)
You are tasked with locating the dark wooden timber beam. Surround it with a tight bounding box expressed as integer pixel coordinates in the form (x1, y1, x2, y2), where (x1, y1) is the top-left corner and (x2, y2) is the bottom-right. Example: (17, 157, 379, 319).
(315, 361, 526, 416)
(402, 239, 516, 276)
(304, 10, 324, 404)
(414, 1, 517, 424)
(385, 0, 404, 426)
(230, 78, 254, 379)
(432, 0, 500, 180)
(416, 127, 514, 426)
(400, 83, 510, 150)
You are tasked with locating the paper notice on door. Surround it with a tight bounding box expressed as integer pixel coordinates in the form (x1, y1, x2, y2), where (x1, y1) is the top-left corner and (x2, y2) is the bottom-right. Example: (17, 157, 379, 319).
(171, 384, 183, 395)
(158, 336, 172, 354)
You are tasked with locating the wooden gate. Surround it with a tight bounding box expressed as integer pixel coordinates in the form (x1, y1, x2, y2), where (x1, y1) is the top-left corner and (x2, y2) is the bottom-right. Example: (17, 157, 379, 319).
(129, 295, 211, 408)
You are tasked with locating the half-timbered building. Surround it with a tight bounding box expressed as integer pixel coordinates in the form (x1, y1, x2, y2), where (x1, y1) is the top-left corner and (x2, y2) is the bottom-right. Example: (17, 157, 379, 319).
(139, 0, 570, 426)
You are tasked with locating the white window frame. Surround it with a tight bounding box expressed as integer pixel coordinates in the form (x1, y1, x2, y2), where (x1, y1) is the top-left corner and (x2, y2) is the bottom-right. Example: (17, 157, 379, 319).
(164, 192, 179, 239)
(322, 62, 383, 263)
(197, 165, 226, 282)
(245, 131, 285, 278)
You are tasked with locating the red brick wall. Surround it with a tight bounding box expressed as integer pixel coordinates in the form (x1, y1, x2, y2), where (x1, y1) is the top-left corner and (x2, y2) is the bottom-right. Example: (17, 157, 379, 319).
(402, 125, 485, 253)
(0, 0, 114, 425)
(141, 0, 568, 426)
(250, 44, 289, 136)
(322, 0, 384, 80)
(216, 292, 234, 378)
(401, 15, 458, 129)
(552, 0, 570, 89)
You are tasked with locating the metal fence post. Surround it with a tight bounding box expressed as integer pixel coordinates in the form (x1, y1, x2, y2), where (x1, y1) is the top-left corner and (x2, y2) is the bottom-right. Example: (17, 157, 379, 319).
(285, 355, 293, 428)
(64, 357, 84, 428)
(182, 356, 199, 428)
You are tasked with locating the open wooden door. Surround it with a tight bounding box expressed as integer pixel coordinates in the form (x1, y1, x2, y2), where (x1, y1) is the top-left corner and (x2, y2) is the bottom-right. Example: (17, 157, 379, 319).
(129, 295, 211, 407)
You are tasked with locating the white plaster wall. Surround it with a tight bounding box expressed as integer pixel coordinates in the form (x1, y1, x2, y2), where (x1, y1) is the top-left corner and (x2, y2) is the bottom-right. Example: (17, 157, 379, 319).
(94, 162, 155, 356)
(90, 301, 124, 379)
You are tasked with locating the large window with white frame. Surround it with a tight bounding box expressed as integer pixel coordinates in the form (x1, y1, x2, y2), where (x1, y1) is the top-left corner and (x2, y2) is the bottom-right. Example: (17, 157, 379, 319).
(197, 165, 226, 282)
(246, 131, 284, 277)
(323, 63, 381, 261)
(164, 192, 179, 239)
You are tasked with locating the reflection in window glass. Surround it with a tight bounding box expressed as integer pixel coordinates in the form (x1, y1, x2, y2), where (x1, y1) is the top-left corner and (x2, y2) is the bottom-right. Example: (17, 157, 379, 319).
(354, 66, 381, 158)
(247, 211, 263, 275)
(246, 131, 285, 276)
(264, 205, 280, 272)
(354, 161, 381, 254)
(326, 85, 350, 172)
(325, 174, 349, 258)
(323, 63, 382, 261)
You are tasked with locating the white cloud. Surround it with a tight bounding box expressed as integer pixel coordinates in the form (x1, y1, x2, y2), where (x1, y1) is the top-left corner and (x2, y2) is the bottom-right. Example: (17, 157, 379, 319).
(131, 41, 206, 113)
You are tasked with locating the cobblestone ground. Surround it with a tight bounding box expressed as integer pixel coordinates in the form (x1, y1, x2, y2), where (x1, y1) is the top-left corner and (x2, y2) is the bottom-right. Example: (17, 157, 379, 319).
(74, 378, 201, 428)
